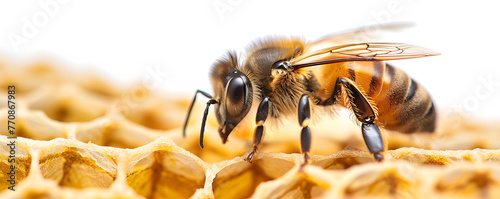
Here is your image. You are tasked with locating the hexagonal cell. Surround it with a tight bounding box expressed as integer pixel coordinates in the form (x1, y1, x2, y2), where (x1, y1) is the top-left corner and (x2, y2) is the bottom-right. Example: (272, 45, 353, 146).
(313, 157, 372, 170)
(39, 145, 117, 189)
(0, 64, 60, 95)
(250, 164, 333, 198)
(74, 119, 117, 147)
(119, 93, 190, 131)
(0, 138, 31, 191)
(309, 148, 374, 170)
(73, 73, 125, 98)
(213, 157, 295, 199)
(341, 164, 417, 198)
(3, 111, 66, 141)
(74, 116, 178, 150)
(127, 150, 205, 198)
(395, 152, 456, 165)
(434, 166, 500, 198)
(27, 85, 110, 123)
(178, 125, 249, 163)
(275, 181, 327, 198)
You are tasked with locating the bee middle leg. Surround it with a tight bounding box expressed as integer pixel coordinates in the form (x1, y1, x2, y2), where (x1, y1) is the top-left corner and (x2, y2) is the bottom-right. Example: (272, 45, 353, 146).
(335, 78, 385, 162)
(298, 94, 312, 165)
(245, 97, 269, 163)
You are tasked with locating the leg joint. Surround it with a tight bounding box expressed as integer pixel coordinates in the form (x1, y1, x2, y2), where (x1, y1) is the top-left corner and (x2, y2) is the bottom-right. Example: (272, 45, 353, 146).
(298, 94, 311, 127)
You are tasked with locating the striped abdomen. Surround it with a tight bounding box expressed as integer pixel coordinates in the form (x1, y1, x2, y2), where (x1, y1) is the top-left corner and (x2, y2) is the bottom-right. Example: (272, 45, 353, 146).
(345, 61, 436, 133)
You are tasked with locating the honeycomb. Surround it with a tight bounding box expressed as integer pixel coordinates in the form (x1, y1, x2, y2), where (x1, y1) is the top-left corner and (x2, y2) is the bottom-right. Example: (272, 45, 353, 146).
(1, 60, 500, 199)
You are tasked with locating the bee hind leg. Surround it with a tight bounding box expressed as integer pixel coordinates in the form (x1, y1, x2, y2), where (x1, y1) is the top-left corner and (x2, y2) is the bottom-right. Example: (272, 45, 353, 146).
(245, 97, 269, 163)
(338, 78, 385, 162)
(361, 121, 385, 161)
(298, 94, 312, 166)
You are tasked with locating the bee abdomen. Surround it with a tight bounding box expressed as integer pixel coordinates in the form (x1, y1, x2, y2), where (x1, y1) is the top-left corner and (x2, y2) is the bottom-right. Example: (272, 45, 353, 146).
(374, 64, 436, 133)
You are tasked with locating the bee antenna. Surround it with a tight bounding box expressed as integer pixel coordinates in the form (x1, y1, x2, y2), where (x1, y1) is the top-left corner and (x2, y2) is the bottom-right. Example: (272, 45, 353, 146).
(200, 99, 218, 148)
(183, 90, 213, 138)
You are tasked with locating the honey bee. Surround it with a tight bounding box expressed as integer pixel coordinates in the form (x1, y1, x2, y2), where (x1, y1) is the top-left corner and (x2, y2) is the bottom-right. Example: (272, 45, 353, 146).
(183, 27, 438, 163)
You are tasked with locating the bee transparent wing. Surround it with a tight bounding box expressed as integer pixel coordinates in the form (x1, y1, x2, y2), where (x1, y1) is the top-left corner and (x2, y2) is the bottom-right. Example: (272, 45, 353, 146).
(312, 23, 413, 46)
(291, 43, 439, 69)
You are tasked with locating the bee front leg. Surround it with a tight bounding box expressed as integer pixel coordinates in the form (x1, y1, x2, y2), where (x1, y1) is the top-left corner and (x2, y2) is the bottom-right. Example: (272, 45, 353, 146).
(245, 97, 269, 163)
(298, 94, 312, 165)
(338, 78, 385, 162)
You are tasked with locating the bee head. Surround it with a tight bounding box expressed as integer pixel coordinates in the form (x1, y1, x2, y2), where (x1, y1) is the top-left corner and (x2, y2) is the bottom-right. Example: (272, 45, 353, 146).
(210, 52, 253, 143)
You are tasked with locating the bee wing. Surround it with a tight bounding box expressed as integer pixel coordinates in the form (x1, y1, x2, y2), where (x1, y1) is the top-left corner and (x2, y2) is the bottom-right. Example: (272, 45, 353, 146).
(312, 23, 413, 46)
(291, 43, 439, 69)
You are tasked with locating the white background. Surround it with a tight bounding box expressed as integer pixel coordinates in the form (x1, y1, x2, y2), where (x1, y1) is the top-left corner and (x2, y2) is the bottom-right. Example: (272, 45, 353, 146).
(0, 0, 499, 119)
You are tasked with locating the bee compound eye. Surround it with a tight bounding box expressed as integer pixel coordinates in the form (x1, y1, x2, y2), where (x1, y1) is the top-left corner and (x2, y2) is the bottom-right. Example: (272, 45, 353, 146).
(226, 76, 246, 117)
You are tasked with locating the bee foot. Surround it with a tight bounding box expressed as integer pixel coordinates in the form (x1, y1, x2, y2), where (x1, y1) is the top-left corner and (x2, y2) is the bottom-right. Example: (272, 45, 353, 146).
(245, 153, 254, 163)
(374, 153, 384, 162)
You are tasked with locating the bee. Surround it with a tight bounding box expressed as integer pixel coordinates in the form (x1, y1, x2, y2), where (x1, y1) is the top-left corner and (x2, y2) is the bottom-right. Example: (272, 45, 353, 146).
(183, 27, 438, 163)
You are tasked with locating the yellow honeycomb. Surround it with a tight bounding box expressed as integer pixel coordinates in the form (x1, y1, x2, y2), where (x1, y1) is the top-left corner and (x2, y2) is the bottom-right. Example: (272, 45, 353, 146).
(1, 60, 500, 199)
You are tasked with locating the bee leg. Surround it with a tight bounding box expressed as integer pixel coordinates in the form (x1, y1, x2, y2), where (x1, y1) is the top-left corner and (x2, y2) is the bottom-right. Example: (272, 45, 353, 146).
(361, 121, 384, 162)
(298, 94, 311, 165)
(339, 78, 385, 162)
(199, 99, 218, 148)
(183, 90, 213, 137)
(245, 97, 269, 163)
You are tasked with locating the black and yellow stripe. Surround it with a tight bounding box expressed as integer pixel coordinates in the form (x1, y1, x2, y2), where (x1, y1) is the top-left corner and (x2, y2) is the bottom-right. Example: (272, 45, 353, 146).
(346, 62, 436, 133)
(375, 63, 435, 133)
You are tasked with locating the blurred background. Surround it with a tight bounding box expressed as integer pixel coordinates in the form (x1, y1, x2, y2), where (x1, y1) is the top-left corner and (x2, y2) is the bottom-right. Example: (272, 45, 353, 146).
(0, 0, 499, 119)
